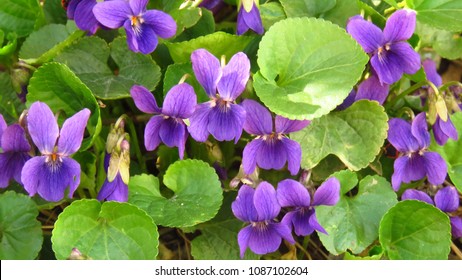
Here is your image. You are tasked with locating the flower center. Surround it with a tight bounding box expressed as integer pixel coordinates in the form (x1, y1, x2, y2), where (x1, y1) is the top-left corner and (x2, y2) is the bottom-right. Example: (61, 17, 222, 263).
(251, 221, 269, 231)
(262, 132, 283, 143)
(45, 152, 63, 172)
(377, 44, 391, 61)
(130, 16, 144, 35)
(210, 97, 232, 112)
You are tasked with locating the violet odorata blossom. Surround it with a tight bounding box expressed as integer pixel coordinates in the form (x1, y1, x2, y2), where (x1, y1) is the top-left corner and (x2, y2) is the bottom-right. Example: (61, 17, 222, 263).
(241, 99, 309, 175)
(131, 83, 197, 159)
(237, 0, 264, 35)
(93, 0, 177, 54)
(422, 59, 458, 146)
(232, 182, 295, 258)
(199, 0, 226, 15)
(402, 186, 462, 238)
(388, 112, 447, 191)
(0, 121, 31, 188)
(67, 0, 102, 34)
(188, 49, 249, 143)
(347, 9, 421, 85)
(97, 146, 129, 202)
(21, 102, 90, 202)
(354, 73, 390, 105)
(276, 178, 340, 236)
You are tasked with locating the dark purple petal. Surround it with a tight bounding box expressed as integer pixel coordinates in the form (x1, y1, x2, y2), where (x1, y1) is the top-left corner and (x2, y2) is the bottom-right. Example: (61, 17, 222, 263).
(191, 49, 222, 97)
(217, 52, 250, 100)
(254, 181, 280, 221)
(313, 177, 340, 206)
(355, 74, 390, 105)
(129, 0, 148, 15)
(97, 173, 128, 202)
(1, 124, 30, 153)
(336, 89, 356, 111)
(162, 83, 197, 119)
(93, 0, 131, 29)
(27, 102, 59, 154)
(130, 85, 161, 114)
(282, 210, 315, 236)
(188, 102, 212, 142)
(383, 9, 416, 42)
(276, 179, 310, 207)
(346, 16, 383, 53)
(143, 10, 177, 39)
(67, 0, 79, 19)
(241, 99, 272, 135)
(242, 138, 263, 175)
(232, 184, 258, 222)
(0, 151, 31, 188)
(275, 116, 310, 134)
(272, 222, 295, 244)
(370, 51, 404, 85)
(433, 116, 458, 146)
(423, 151, 447, 186)
(144, 115, 164, 151)
(124, 20, 158, 54)
(22, 156, 81, 202)
(57, 108, 90, 156)
(207, 103, 246, 143)
(388, 42, 421, 75)
(401, 189, 434, 205)
(256, 139, 287, 171)
(158, 118, 187, 159)
(247, 223, 283, 255)
(0, 114, 6, 145)
(309, 212, 328, 234)
(237, 3, 264, 35)
(422, 58, 442, 87)
(388, 118, 419, 153)
(391, 155, 426, 191)
(411, 112, 430, 149)
(281, 137, 301, 176)
(434, 186, 459, 213)
(237, 225, 252, 258)
(74, 0, 99, 34)
(450, 217, 462, 238)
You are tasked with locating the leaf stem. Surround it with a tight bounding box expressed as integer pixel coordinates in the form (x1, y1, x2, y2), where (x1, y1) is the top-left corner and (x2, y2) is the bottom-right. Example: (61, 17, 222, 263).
(125, 117, 147, 172)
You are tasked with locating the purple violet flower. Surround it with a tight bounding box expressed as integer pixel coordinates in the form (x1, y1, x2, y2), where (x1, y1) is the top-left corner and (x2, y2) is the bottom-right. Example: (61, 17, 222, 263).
(347, 9, 421, 85)
(241, 99, 309, 175)
(276, 178, 340, 236)
(199, 0, 226, 15)
(422, 59, 459, 146)
(0, 123, 32, 188)
(97, 150, 129, 202)
(232, 182, 295, 258)
(131, 83, 197, 159)
(67, 0, 101, 34)
(388, 112, 447, 191)
(93, 0, 177, 54)
(355, 73, 390, 105)
(237, 0, 264, 35)
(188, 49, 249, 143)
(402, 186, 462, 238)
(21, 102, 90, 202)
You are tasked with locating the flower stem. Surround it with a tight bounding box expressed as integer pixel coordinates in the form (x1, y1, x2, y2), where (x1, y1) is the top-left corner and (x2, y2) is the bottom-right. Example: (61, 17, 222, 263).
(125, 117, 147, 172)
(385, 81, 428, 110)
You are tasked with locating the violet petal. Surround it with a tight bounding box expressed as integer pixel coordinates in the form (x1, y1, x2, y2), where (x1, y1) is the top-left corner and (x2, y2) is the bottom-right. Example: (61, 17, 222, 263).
(129, 0, 148, 16)
(422, 58, 442, 87)
(256, 138, 287, 171)
(401, 189, 434, 205)
(188, 102, 212, 142)
(247, 223, 283, 255)
(346, 16, 383, 53)
(207, 103, 246, 143)
(312, 177, 340, 206)
(355, 74, 390, 105)
(276, 179, 310, 208)
(423, 151, 447, 186)
(434, 186, 459, 213)
(57, 108, 90, 156)
(281, 137, 301, 176)
(242, 138, 263, 175)
(124, 20, 158, 54)
(284, 210, 314, 236)
(1, 124, 30, 153)
(450, 217, 462, 239)
(74, 0, 99, 34)
(0, 152, 31, 188)
(162, 83, 197, 119)
(389, 42, 421, 75)
(388, 118, 419, 153)
(131, 85, 161, 114)
(158, 118, 187, 158)
(241, 99, 272, 136)
(191, 49, 222, 97)
(232, 184, 258, 222)
(143, 9, 177, 39)
(254, 181, 280, 221)
(27, 102, 59, 154)
(217, 52, 250, 100)
(237, 3, 264, 35)
(383, 9, 416, 42)
(97, 173, 128, 202)
(370, 50, 403, 85)
(275, 116, 310, 134)
(237, 225, 252, 258)
(93, 0, 131, 29)
(309, 212, 328, 234)
(144, 115, 164, 151)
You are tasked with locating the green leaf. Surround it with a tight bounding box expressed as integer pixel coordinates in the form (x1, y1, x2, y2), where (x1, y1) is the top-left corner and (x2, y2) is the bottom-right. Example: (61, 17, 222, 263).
(128, 159, 223, 228)
(416, 22, 462, 60)
(260, 2, 286, 30)
(0, 30, 17, 57)
(173, 8, 215, 42)
(19, 24, 85, 65)
(0, 0, 42, 37)
(322, 0, 360, 27)
(52, 200, 159, 260)
(379, 200, 451, 260)
(292, 100, 389, 170)
(430, 112, 462, 192)
(43, 0, 67, 24)
(191, 192, 260, 260)
(0, 191, 43, 260)
(165, 31, 254, 63)
(0, 72, 24, 122)
(280, 0, 336, 18)
(55, 36, 161, 100)
(254, 18, 368, 120)
(163, 62, 209, 103)
(27, 62, 102, 150)
(407, 0, 462, 32)
(317, 172, 397, 255)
